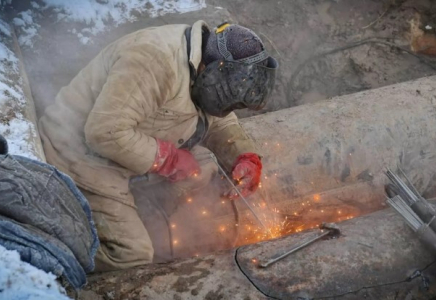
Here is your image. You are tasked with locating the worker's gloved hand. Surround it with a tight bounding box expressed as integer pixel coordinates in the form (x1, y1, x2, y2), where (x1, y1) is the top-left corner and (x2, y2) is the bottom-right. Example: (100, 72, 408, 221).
(227, 153, 262, 199)
(150, 139, 201, 182)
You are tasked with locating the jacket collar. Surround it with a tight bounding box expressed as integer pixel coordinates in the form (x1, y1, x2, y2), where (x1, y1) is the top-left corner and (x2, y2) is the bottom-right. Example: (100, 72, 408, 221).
(188, 20, 209, 78)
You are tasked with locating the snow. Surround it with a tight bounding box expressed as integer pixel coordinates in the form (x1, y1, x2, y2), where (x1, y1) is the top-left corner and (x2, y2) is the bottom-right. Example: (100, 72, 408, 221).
(0, 80, 23, 102)
(12, 10, 40, 48)
(0, 20, 11, 37)
(0, 117, 38, 160)
(0, 245, 71, 300)
(30, 1, 40, 9)
(12, 17, 25, 27)
(0, 41, 17, 63)
(19, 10, 34, 24)
(10, 0, 206, 46)
(0, 22, 39, 160)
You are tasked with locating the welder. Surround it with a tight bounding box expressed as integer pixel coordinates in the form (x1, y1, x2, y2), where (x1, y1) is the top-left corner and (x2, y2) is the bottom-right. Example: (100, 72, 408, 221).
(38, 21, 278, 271)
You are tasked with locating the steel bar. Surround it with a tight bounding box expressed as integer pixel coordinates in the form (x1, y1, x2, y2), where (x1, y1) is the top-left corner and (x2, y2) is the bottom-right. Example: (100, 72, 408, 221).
(387, 196, 423, 230)
(386, 169, 418, 205)
(258, 230, 331, 268)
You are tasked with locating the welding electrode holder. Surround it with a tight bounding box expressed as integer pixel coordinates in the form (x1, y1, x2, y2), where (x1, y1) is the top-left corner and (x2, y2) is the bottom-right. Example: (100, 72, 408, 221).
(209, 153, 271, 234)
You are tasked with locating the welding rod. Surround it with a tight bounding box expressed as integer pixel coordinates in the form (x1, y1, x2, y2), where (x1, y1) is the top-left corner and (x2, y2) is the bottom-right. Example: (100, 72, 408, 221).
(210, 153, 271, 234)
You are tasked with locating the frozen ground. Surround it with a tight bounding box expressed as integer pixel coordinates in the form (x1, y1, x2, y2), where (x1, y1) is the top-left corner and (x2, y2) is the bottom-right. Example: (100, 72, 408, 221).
(11, 0, 206, 46)
(0, 18, 38, 159)
(0, 245, 70, 300)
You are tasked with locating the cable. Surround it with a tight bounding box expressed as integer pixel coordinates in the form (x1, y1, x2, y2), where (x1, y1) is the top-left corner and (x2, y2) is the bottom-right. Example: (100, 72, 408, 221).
(289, 37, 436, 102)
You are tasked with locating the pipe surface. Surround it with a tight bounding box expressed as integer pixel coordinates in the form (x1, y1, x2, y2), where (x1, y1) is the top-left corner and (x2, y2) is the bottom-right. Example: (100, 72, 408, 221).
(80, 206, 436, 300)
(239, 75, 436, 225)
(138, 76, 436, 261)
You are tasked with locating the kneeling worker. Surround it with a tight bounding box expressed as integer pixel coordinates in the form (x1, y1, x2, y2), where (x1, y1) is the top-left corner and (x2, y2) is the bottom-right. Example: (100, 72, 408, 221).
(39, 21, 278, 271)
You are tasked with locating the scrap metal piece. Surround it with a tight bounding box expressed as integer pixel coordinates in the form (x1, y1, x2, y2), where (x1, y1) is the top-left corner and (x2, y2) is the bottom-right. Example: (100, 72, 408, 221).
(258, 223, 340, 268)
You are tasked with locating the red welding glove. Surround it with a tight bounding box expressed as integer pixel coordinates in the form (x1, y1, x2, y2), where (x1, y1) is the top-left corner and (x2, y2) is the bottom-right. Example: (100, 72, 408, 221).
(227, 153, 262, 200)
(150, 139, 201, 182)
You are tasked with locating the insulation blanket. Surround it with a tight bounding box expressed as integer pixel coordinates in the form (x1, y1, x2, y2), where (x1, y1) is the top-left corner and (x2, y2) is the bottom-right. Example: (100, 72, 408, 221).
(0, 154, 99, 289)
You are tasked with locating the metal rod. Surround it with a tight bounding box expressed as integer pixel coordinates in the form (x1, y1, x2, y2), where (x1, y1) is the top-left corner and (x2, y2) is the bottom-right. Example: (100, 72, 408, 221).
(398, 167, 422, 200)
(259, 230, 330, 268)
(387, 196, 423, 230)
(386, 169, 418, 205)
(210, 153, 270, 234)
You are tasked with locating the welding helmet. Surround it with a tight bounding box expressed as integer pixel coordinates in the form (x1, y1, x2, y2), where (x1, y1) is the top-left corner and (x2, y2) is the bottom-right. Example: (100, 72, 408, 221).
(192, 23, 278, 118)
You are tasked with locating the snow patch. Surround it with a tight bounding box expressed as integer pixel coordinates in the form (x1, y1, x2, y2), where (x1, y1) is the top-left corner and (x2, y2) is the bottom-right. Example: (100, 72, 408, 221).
(12, 10, 40, 48)
(0, 81, 23, 102)
(0, 117, 38, 160)
(0, 245, 70, 300)
(42, 0, 206, 44)
(0, 41, 18, 63)
(30, 1, 40, 9)
(0, 22, 40, 160)
(0, 20, 11, 37)
(12, 0, 206, 46)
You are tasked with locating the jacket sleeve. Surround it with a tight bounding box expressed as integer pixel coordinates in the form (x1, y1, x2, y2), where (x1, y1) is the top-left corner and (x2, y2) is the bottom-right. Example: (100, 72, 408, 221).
(84, 47, 175, 174)
(203, 112, 259, 172)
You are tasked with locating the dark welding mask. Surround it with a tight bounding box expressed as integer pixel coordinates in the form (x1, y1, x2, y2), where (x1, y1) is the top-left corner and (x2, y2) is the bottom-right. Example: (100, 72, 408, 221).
(192, 23, 278, 118)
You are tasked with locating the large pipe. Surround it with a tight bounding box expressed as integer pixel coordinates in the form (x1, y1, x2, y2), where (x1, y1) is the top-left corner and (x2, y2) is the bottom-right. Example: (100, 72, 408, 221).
(240, 75, 436, 217)
(152, 76, 436, 259)
(80, 205, 436, 300)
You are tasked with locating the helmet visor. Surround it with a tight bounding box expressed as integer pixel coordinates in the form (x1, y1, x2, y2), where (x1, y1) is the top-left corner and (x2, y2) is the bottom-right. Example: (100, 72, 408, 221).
(192, 57, 278, 117)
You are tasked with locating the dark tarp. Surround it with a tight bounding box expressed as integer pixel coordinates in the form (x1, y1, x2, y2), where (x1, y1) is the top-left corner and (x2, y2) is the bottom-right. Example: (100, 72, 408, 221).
(0, 154, 99, 289)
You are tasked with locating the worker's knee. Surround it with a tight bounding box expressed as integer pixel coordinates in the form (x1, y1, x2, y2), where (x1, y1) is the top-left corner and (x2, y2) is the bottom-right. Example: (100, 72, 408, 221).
(83, 192, 154, 272)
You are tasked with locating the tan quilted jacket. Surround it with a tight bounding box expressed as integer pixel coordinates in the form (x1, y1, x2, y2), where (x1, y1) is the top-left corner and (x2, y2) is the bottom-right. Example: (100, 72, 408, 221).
(39, 21, 257, 205)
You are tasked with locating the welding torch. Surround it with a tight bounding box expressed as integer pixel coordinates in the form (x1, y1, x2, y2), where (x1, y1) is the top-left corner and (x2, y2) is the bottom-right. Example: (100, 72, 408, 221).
(209, 153, 271, 236)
